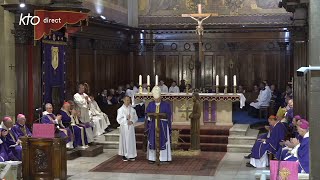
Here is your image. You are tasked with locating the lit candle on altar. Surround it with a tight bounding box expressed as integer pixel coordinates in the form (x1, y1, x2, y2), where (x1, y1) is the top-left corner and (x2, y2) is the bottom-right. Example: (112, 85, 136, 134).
(155, 75, 158, 86)
(216, 75, 219, 86)
(233, 75, 237, 86)
(225, 75, 228, 86)
(139, 75, 142, 86)
(147, 75, 150, 86)
(198, 4, 202, 14)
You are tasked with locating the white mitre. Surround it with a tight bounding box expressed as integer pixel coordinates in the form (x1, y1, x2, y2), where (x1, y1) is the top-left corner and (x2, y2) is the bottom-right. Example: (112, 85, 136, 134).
(152, 86, 161, 99)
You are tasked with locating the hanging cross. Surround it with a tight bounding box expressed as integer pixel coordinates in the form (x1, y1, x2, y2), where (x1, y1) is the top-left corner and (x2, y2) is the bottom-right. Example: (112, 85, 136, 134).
(182, 4, 218, 88)
(8, 64, 15, 70)
(182, 4, 218, 35)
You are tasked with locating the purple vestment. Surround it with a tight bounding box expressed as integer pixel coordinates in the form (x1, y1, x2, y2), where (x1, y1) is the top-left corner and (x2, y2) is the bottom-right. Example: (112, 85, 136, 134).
(11, 123, 32, 138)
(41, 113, 72, 142)
(1, 128, 22, 161)
(60, 110, 88, 147)
(145, 101, 172, 150)
(251, 122, 287, 159)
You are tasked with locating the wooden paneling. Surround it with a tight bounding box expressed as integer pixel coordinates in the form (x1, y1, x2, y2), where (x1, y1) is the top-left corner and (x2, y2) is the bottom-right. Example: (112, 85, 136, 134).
(132, 30, 292, 92)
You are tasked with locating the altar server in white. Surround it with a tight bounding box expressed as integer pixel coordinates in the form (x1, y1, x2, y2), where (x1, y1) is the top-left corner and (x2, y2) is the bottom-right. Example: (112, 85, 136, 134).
(249, 82, 271, 117)
(117, 96, 138, 161)
(169, 81, 180, 93)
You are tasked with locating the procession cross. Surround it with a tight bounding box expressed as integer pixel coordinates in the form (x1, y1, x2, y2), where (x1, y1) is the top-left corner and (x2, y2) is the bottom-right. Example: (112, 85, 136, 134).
(182, 4, 218, 88)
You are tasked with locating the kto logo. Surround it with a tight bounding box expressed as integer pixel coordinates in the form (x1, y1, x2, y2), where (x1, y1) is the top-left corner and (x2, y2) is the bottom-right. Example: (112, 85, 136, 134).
(19, 13, 62, 26)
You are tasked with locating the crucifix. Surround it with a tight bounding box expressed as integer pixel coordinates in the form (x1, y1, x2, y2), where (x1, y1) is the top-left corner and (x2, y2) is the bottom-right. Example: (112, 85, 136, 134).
(182, 4, 218, 89)
(9, 64, 15, 71)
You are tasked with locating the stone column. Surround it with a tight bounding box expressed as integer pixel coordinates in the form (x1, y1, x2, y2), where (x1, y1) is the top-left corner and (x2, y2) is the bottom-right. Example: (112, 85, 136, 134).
(309, 0, 320, 179)
(0, 6, 16, 119)
(128, 0, 138, 27)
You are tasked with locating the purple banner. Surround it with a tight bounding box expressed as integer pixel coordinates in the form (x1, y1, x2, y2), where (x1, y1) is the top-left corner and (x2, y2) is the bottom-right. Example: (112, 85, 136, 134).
(42, 34, 66, 109)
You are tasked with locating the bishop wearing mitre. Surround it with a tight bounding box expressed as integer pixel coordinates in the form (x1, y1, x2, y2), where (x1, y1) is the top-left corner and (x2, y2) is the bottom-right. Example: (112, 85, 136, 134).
(145, 86, 172, 164)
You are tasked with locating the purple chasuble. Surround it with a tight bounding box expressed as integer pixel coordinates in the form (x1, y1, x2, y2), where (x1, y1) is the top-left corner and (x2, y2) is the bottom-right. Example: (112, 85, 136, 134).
(145, 101, 172, 150)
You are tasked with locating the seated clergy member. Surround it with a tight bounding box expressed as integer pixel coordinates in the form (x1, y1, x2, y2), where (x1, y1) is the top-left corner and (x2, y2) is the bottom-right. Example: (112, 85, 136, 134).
(117, 96, 138, 161)
(68, 100, 94, 144)
(283, 119, 310, 173)
(12, 114, 32, 138)
(89, 95, 110, 136)
(159, 80, 168, 93)
(60, 102, 89, 149)
(169, 81, 180, 93)
(1, 116, 22, 161)
(276, 115, 302, 161)
(146, 86, 172, 164)
(41, 103, 73, 148)
(246, 115, 287, 168)
(248, 82, 271, 117)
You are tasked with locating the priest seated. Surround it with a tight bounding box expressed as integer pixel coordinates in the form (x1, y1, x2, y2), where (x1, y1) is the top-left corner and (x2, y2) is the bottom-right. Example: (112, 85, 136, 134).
(41, 103, 73, 148)
(89, 95, 110, 136)
(60, 102, 89, 149)
(248, 82, 271, 118)
(246, 115, 287, 168)
(283, 119, 309, 173)
(12, 114, 32, 138)
(1, 116, 22, 161)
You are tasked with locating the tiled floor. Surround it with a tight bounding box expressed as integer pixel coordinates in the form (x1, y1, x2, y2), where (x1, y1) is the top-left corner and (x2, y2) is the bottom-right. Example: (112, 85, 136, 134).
(67, 150, 265, 180)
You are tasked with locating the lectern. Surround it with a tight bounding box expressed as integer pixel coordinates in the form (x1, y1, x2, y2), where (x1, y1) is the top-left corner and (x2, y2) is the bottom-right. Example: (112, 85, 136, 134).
(20, 137, 67, 180)
(146, 113, 167, 165)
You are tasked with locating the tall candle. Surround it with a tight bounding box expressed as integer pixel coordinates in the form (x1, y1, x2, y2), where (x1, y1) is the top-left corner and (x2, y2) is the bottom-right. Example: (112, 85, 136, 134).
(155, 75, 158, 86)
(147, 75, 150, 86)
(198, 4, 202, 14)
(225, 75, 228, 86)
(233, 75, 237, 86)
(216, 75, 219, 86)
(139, 75, 142, 86)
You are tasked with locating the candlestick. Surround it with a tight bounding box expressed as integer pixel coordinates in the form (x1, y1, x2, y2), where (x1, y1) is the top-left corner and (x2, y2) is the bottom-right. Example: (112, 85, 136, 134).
(198, 4, 202, 14)
(216, 85, 219, 94)
(224, 86, 228, 94)
(233, 75, 236, 86)
(147, 75, 150, 86)
(147, 86, 150, 94)
(216, 75, 219, 86)
(139, 86, 142, 94)
(139, 75, 142, 86)
(224, 75, 228, 86)
(155, 75, 158, 86)
(233, 86, 237, 94)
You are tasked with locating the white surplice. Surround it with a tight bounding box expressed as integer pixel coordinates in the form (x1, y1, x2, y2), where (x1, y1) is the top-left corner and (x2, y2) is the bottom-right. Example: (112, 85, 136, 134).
(73, 93, 94, 143)
(159, 85, 168, 93)
(74, 93, 91, 123)
(250, 89, 271, 109)
(168, 86, 180, 93)
(116, 104, 138, 159)
(89, 100, 110, 136)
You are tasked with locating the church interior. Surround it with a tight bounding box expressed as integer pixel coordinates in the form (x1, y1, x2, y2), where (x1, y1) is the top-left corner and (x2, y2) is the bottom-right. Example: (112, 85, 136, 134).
(0, 0, 319, 179)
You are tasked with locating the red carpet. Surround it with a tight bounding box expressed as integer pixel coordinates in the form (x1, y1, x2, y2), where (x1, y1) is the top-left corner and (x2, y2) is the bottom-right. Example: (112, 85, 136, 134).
(90, 151, 225, 176)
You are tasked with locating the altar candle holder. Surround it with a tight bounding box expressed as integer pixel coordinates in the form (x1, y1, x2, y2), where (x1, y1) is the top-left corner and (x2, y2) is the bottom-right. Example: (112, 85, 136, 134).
(216, 86, 219, 94)
(233, 86, 237, 94)
(139, 86, 142, 94)
(224, 86, 228, 94)
(147, 86, 150, 94)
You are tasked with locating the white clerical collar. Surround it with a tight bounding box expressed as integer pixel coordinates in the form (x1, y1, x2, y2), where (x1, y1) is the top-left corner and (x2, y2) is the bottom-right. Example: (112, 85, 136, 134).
(155, 102, 161, 106)
(304, 131, 309, 138)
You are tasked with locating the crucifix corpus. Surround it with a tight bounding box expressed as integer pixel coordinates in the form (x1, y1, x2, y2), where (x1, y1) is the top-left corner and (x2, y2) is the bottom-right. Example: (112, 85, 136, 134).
(182, 4, 218, 89)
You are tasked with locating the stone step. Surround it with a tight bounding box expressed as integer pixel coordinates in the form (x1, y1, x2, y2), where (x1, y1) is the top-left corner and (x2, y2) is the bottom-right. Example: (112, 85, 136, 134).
(227, 144, 252, 153)
(96, 141, 119, 149)
(228, 128, 259, 145)
(228, 136, 256, 145)
(229, 124, 249, 136)
(104, 133, 120, 141)
(78, 145, 104, 157)
(67, 149, 80, 160)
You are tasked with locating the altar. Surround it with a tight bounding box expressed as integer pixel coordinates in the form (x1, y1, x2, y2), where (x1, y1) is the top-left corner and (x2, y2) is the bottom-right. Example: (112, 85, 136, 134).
(134, 93, 245, 126)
